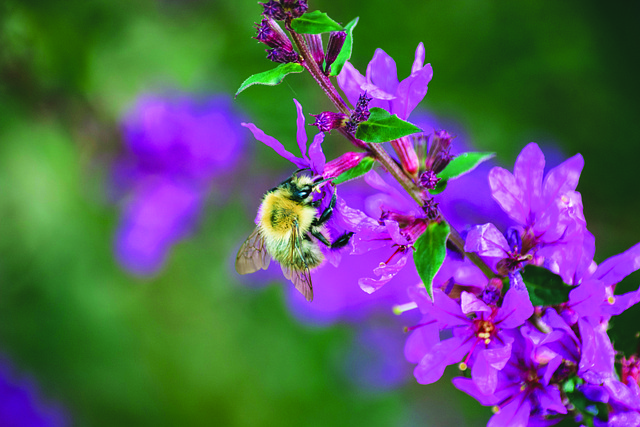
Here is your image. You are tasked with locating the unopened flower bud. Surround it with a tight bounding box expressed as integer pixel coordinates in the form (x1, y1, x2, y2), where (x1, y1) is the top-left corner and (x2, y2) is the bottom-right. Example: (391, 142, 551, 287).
(289, 0, 308, 18)
(322, 152, 368, 179)
(324, 31, 346, 75)
(311, 111, 348, 133)
(254, 18, 293, 50)
(419, 170, 440, 190)
(347, 92, 373, 134)
(391, 136, 420, 176)
(481, 278, 503, 306)
(425, 130, 454, 174)
(260, 0, 286, 20)
(422, 197, 440, 221)
(266, 47, 300, 64)
(304, 34, 324, 68)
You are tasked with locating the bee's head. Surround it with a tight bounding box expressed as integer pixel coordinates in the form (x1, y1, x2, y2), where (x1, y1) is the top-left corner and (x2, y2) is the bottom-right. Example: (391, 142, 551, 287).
(288, 175, 316, 203)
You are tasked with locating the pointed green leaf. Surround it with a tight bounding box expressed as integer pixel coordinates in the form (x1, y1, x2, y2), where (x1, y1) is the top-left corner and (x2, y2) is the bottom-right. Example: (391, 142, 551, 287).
(329, 17, 359, 76)
(521, 265, 571, 306)
(355, 108, 422, 143)
(437, 152, 495, 181)
(414, 221, 450, 299)
(291, 10, 342, 34)
(332, 156, 374, 185)
(236, 63, 304, 96)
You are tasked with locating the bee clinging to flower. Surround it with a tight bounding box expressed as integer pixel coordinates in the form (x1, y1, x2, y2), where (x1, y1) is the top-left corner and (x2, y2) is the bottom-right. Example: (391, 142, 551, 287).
(235, 172, 353, 301)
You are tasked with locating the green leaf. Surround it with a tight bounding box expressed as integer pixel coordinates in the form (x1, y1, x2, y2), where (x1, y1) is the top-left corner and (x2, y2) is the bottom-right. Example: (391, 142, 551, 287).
(291, 10, 342, 34)
(437, 152, 495, 181)
(521, 265, 571, 306)
(332, 156, 374, 185)
(414, 221, 451, 300)
(355, 108, 422, 143)
(428, 179, 447, 195)
(235, 63, 304, 96)
(328, 17, 359, 76)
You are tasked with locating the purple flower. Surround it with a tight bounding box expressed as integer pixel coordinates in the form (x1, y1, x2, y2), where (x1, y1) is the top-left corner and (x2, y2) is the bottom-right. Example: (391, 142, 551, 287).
(242, 99, 326, 175)
(488, 142, 593, 284)
(453, 328, 568, 427)
(115, 178, 200, 275)
(333, 169, 426, 293)
(0, 358, 69, 427)
(337, 43, 433, 120)
(114, 93, 246, 276)
(408, 279, 533, 394)
(580, 379, 640, 427)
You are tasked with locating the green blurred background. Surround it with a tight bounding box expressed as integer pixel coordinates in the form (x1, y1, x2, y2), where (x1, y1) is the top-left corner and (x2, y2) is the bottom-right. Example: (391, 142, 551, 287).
(1, 0, 639, 426)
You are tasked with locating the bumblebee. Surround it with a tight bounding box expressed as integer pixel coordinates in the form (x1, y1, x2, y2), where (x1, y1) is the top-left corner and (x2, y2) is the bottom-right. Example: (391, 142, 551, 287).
(235, 173, 353, 302)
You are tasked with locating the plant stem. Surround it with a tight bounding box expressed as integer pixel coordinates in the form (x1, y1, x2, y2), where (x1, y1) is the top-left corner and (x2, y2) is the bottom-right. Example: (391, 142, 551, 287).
(289, 28, 495, 279)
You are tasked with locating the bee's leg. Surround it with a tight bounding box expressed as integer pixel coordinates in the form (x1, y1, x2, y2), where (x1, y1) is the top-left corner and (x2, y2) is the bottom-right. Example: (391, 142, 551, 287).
(313, 192, 337, 226)
(310, 230, 331, 247)
(330, 232, 354, 249)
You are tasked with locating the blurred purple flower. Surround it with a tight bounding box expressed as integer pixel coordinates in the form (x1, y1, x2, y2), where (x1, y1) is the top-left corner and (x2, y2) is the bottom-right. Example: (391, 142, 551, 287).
(0, 358, 69, 427)
(114, 93, 246, 276)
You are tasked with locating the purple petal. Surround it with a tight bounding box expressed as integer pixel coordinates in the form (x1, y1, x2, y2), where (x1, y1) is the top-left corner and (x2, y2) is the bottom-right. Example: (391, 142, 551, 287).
(411, 42, 425, 74)
(578, 317, 616, 384)
(472, 350, 498, 395)
(542, 152, 584, 209)
(336, 61, 366, 107)
(593, 241, 640, 288)
(604, 379, 640, 410)
(496, 274, 533, 328)
(489, 167, 528, 224)
(452, 377, 500, 406)
(358, 253, 408, 293)
(293, 99, 308, 157)
(569, 279, 605, 318)
(333, 196, 379, 231)
(404, 319, 440, 363)
(607, 412, 640, 427)
(537, 385, 567, 414)
(464, 223, 510, 258)
(307, 132, 326, 173)
(484, 339, 513, 370)
(488, 397, 530, 427)
(366, 48, 399, 97)
(414, 337, 472, 384)
(241, 122, 307, 168)
(408, 283, 434, 311)
(514, 142, 545, 215)
(430, 290, 469, 327)
(393, 64, 433, 120)
(385, 220, 410, 246)
(543, 355, 563, 386)
(461, 291, 491, 314)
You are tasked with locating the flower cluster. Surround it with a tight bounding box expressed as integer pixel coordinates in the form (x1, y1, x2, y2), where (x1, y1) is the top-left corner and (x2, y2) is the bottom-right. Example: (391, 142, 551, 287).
(234, 3, 640, 424)
(113, 93, 246, 276)
(401, 144, 640, 425)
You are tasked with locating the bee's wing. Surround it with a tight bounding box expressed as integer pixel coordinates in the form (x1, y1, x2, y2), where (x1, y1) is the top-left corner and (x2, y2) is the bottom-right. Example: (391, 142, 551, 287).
(281, 264, 313, 302)
(282, 220, 314, 302)
(235, 227, 271, 274)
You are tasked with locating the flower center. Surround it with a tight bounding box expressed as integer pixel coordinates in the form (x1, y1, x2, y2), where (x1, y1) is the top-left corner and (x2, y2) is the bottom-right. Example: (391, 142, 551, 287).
(474, 319, 496, 344)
